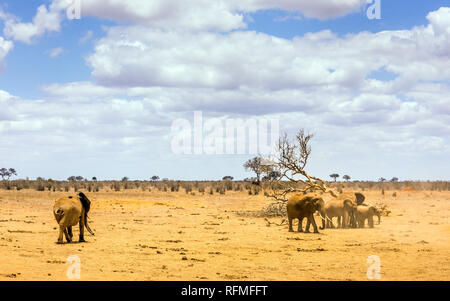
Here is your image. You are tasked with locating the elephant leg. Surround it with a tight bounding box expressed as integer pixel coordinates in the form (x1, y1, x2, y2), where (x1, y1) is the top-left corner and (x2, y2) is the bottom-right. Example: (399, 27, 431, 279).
(305, 217, 312, 232)
(298, 217, 304, 232)
(79, 216, 86, 242)
(337, 216, 342, 228)
(67, 226, 73, 239)
(309, 214, 319, 233)
(342, 213, 348, 228)
(64, 228, 72, 243)
(368, 216, 374, 228)
(349, 213, 356, 228)
(57, 226, 65, 244)
(288, 217, 294, 232)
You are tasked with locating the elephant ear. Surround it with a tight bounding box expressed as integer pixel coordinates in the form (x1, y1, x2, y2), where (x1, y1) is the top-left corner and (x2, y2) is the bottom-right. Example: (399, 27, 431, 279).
(78, 192, 91, 213)
(355, 193, 365, 205)
(313, 198, 323, 209)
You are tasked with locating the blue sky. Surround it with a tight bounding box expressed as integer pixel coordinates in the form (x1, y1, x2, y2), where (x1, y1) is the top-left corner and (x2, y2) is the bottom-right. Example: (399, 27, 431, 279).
(0, 0, 449, 181)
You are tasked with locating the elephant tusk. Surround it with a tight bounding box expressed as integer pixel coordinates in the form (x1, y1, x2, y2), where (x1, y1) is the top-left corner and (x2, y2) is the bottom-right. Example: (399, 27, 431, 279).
(318, 212, 333, 223)
(318, 212, 326, 221)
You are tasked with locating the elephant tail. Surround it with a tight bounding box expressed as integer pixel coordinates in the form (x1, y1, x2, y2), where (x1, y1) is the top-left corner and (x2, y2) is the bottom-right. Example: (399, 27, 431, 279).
(78, 192, 95, 236)
(84, 212, 95, 236)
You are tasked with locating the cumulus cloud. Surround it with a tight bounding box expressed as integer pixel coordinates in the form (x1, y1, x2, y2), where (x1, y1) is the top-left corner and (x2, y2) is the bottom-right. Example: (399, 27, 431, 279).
(0, 0, 367, 43)
(2, 3, 450, 180)
(78, 0, 366, 30)
(0, 36, 13, 66)
(85, 13, 450, 92)
(1, 2, 65, 43)
(427, 7, 450, 36)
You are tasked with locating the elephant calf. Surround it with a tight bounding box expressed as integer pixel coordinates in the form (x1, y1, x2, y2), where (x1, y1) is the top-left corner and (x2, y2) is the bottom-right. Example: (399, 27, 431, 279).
(355, 205, 381, 228)
(287, 194, 326, 233)
(53, 192, 95, 244)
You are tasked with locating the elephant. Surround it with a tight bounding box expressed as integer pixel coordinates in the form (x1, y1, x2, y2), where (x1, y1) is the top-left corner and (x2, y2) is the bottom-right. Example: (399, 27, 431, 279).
(335, 192, 365, 227)
(53, 192, 94, 244)
(323, 197, 357, 229)
(287, 194, 326, 233)
(355, 205, 381, 228)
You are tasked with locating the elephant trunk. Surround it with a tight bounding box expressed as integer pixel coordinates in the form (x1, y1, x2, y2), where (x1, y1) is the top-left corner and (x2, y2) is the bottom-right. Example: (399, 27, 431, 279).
(377, 213, 381, 225)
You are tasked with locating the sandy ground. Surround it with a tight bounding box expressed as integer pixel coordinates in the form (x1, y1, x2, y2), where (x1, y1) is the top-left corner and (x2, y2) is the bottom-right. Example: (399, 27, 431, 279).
(0, 189, 449, 281)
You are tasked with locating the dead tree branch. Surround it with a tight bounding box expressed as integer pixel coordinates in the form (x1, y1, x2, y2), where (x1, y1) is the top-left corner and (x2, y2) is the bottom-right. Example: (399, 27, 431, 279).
(260, 129, 337, 216)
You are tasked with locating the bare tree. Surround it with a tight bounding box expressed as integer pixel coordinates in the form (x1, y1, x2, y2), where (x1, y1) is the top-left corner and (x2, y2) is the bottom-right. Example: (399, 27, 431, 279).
(264, 130, 337, 205)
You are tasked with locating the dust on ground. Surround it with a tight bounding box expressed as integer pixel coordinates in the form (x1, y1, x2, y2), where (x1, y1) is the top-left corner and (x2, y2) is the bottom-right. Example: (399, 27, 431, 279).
(0, 189, 449, 280)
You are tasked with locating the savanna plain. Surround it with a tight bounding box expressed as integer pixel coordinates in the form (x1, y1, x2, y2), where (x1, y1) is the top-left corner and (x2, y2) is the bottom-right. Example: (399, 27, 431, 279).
(0, 183, 449, 281)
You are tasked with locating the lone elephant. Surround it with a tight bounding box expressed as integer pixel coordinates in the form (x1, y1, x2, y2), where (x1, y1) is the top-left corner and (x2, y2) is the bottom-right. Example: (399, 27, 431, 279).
(53, 192, 95, 244)
(355, 205, 381, 228)
(287, 194, 326, 233)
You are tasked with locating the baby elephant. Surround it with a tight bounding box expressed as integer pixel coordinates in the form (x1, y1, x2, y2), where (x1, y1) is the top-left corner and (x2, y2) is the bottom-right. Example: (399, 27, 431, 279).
(53, 192, 95, 244)
(355, 205, 381, 228)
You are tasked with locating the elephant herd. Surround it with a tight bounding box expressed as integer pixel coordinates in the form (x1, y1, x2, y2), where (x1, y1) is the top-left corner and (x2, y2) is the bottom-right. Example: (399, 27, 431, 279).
(52, 191, 381, 244)
(286, 192, 381, 233)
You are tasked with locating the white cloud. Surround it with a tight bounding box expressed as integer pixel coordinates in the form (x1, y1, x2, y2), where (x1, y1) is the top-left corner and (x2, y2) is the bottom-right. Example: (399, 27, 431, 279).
(0, 0, 367, 42)
(427, 7, 450, 36)
(47, 47, 64, 58)
(2, 4, 450, 180)
(1, 3, 64, 43)
(79, 0, 366, 30)
(79, 30, 94, 44)
(85, 11, 450, 91)
(0, 36, 13, 66)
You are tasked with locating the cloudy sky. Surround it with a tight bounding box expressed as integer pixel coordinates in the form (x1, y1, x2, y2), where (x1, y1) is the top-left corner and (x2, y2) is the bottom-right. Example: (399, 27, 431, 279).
(0, 0, 449, 181)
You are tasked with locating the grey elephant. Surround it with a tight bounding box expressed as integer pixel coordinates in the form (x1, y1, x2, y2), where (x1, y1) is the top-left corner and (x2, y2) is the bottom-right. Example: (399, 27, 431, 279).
(336, 192, 365, 227)
(287, 194, 327, 233)
(53, 192, 94, 244)
(355, 205, 381, 228)
(323, 197, 357, 229)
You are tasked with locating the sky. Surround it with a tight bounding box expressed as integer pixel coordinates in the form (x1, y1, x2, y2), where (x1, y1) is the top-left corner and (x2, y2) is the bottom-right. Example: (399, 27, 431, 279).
(0, 0, 449, 181)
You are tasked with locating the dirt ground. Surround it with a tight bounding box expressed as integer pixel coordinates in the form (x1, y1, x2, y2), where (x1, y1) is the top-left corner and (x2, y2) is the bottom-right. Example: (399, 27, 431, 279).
(0, 189, 449, 281)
